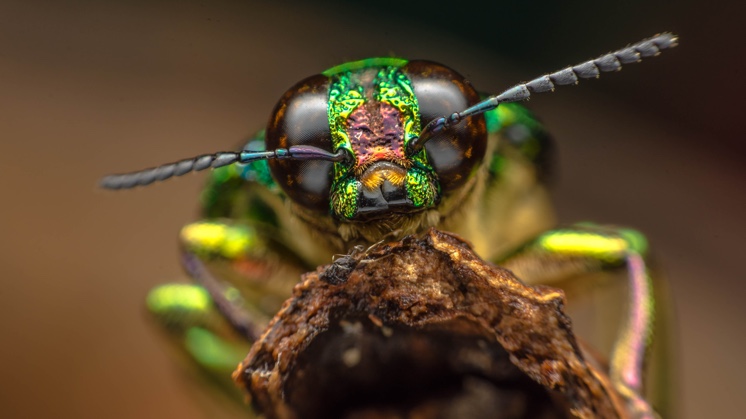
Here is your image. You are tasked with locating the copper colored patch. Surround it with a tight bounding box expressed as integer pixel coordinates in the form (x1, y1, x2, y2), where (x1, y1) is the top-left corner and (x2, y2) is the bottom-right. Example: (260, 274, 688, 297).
(347, 101, 407, 171)
(359, 162, 407, 191)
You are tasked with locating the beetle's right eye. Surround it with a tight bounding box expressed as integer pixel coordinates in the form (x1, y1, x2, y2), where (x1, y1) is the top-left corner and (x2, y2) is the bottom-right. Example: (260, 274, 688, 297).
(266, 75, 334, 212)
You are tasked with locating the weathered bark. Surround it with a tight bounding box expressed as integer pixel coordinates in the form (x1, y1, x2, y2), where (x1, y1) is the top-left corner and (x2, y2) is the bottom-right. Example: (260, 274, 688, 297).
(234, 229, 628, 419)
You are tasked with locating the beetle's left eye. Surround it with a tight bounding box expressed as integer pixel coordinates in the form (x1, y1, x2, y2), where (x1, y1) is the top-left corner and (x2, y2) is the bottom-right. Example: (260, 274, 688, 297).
(404, 61, 487, 193)
(266, 75, 334, 212)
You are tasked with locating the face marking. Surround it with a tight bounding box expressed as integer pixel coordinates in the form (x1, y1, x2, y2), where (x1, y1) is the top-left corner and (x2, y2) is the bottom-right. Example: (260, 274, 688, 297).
(326, 62, 438, 219)
(347, 101, 408, 172)
(327, 65, 423, 174)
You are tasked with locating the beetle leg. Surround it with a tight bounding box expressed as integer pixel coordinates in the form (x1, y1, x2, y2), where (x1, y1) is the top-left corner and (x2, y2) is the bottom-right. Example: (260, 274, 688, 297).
(179, 219, 307, 319)
(499, 224, 661, 419)
(179, 249, 266, 342)
(145, 218, 308, 411)
(146, 283, 253, 407)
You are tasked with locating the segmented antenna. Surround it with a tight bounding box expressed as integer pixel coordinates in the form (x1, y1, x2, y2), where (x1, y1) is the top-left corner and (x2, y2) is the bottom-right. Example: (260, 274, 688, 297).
(407, 32, 678, 155)
(100, 145, 348, 190)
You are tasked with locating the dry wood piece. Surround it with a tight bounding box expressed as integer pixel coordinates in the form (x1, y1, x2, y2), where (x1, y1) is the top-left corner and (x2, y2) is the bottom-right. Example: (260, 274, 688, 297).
(234, 228, 629, 419)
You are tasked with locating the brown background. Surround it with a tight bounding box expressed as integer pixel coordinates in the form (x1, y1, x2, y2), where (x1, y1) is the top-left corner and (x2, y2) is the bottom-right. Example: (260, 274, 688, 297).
(1, 1, 744, 418)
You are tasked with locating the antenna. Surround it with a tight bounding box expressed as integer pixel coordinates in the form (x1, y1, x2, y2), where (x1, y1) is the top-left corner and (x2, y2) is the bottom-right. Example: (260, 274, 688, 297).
(407, 32, 678, 156)
(100, 146, 349, 190)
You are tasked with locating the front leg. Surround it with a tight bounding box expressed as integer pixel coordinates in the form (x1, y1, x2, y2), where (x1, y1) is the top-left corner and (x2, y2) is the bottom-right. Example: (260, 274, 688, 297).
(146, 282, 253, 409)
(146, 218, 310, 411)
(179, 219, 307, 323)
(500, 224, 668, 418)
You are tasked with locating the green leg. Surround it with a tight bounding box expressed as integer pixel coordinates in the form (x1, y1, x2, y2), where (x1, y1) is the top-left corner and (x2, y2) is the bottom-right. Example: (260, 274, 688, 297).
(146, 283, 252, 408)
(179, 249, 265, 341)
(146, 219, 310, 409)
(179, 219, 307, 320)
(500, 224, 660, 418)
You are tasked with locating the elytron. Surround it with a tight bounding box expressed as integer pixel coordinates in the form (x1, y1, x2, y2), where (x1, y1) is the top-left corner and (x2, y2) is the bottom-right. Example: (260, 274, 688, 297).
(102, 33, 678, 417)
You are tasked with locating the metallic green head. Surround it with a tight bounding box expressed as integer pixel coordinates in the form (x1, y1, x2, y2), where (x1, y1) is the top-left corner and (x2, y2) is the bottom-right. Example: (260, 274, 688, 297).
(265, 58, 487, 221)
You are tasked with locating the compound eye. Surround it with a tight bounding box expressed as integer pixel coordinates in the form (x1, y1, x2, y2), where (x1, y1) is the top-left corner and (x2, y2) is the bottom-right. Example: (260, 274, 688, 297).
(404, 61, 487, 193)
(266, 75, 334, 212)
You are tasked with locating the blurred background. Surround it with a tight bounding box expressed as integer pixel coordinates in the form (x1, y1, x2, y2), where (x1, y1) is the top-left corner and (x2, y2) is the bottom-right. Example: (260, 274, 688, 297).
(1, 0, 744, 417)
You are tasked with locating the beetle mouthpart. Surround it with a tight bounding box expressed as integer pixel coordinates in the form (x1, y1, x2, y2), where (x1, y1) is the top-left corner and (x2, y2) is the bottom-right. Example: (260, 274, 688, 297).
(356, 162, 413, 216)
(359, 161, 407, 190)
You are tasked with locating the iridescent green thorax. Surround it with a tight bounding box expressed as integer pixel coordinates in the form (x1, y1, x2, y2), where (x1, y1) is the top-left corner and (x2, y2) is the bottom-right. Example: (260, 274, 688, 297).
(325, 59, 437, 220)
(484, 102, 552, 180)
(322, 57, 408, 77)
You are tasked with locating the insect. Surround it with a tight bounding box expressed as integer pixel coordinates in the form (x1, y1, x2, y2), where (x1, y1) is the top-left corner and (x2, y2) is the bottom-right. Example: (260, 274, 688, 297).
(102, 33, 677, 418)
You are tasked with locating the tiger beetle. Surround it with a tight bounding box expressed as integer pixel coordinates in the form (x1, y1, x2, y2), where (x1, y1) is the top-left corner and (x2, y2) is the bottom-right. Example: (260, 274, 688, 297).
(102, 33, 678, 418)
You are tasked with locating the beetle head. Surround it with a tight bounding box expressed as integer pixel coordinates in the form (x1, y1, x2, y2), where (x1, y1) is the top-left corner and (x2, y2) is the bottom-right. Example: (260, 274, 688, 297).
(266, 59, 487, 223)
